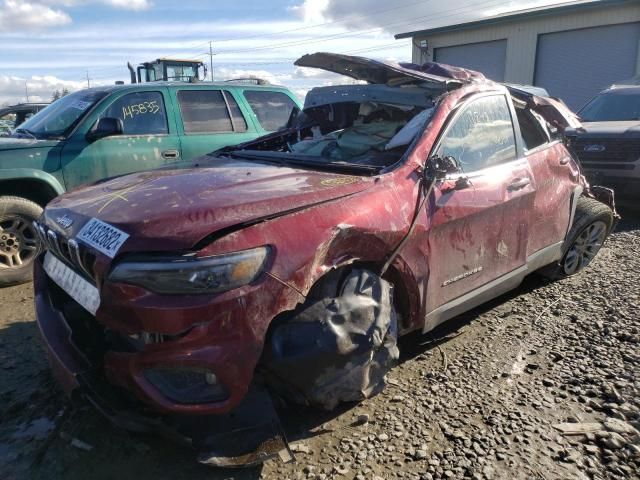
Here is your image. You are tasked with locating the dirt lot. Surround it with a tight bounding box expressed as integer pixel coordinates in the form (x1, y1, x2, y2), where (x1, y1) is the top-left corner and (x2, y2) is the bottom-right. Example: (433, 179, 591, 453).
(1, 210, 639, 480)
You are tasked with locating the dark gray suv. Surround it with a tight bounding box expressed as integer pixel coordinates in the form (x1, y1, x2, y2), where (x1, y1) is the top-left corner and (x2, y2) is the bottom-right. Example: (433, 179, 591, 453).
(567, 86, 640, 203)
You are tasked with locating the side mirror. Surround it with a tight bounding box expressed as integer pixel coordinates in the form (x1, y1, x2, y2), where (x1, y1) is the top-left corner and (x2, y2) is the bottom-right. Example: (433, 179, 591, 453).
(425, 155, 462, 181)
(86, 117, 123, 142)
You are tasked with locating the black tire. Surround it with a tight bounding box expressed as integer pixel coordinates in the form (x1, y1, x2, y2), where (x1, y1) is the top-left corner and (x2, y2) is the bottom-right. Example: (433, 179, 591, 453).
(541, 196, 613, 280)
(0, 196, 43, 287)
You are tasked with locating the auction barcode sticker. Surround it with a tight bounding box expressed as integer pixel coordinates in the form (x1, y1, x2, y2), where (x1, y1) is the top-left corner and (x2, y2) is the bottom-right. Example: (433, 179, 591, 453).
(77, 218, 129, 258)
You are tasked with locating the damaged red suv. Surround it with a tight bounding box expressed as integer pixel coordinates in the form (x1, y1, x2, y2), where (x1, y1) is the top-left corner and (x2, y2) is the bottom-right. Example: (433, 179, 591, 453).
(33, 53, 617, 466)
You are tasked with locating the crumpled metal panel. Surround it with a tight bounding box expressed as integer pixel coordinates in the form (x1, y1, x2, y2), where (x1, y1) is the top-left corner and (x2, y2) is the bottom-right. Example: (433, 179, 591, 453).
(295, 52, 486, 86)
(264, 269, 399, 410)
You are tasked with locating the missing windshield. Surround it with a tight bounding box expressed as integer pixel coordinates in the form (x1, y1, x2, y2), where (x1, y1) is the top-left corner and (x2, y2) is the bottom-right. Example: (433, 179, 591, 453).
(225, 98, 435, 173)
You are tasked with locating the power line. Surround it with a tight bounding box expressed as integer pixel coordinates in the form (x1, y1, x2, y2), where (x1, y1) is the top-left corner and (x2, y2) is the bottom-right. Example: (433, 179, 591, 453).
(75, 0, 505, 84)
(209, 0, 435, 44)
(213, 0, 505, 56)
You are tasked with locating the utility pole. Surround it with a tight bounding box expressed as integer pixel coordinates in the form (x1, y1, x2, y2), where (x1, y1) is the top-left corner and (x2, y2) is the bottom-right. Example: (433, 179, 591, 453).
(209, 41, 214, 82)
(86, 69, 91, 88)
(25, 82, 29, 103)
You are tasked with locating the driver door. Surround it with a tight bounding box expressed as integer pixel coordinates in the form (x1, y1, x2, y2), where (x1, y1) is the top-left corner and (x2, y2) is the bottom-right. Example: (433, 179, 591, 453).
(60, 89, 182, 190)
(424, 93, 535, 327)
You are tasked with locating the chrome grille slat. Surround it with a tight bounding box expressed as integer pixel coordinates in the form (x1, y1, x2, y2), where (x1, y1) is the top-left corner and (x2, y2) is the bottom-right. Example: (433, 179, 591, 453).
(572, 138, 640, 164)
(36, 221, 97, 284)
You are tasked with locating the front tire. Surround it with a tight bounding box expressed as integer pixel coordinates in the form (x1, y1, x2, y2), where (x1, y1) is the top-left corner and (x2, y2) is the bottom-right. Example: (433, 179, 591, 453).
(542, 196, 613, 279)
(0, 196, 43, 287)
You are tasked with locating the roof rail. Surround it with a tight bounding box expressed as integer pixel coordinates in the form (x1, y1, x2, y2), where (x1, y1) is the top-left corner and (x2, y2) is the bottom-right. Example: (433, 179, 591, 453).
(224, 77, 271, 86)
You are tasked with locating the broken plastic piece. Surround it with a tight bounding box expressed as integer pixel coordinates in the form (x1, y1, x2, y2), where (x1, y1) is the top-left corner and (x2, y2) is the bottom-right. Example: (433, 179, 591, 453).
(265, 269, 398, 410)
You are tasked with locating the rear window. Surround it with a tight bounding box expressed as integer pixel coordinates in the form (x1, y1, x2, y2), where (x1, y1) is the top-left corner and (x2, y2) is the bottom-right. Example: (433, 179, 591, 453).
(243, 90, 297, 131)
(177, 90, 247, 134)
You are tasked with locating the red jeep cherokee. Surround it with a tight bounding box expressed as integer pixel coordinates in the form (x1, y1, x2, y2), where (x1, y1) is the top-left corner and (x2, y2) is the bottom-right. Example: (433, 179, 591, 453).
(33, 54, 616, 465)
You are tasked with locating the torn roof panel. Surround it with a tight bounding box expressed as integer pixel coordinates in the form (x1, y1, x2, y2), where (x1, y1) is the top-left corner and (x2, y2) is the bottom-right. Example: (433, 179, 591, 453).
(294, 53, 486, 87)
(303, 84, 436, 110)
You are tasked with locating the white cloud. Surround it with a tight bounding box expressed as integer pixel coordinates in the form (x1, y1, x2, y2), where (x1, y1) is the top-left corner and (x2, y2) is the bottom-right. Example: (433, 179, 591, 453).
(0, 74, 85, 105)
(212, 67, 292, 85)
(288, 0, 329, 24)
(0, 0, 71, 32)
(101, 0, 151, 11)
(289, 0, 570, 33)
(0, 0, 152, 33)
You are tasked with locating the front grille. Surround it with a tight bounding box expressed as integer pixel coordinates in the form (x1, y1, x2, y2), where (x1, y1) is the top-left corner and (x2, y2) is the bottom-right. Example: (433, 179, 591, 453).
(570, 137, 640, 165)
(34, 221, 97, 282)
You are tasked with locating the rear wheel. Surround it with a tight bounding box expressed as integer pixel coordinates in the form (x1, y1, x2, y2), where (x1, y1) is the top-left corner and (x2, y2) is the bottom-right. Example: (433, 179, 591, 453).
(0, 196, 43, 287)
(541, 196, 613, 279)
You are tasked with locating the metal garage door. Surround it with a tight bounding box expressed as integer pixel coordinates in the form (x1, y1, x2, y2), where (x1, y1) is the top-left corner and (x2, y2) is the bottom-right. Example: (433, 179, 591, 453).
(534, 23, 640, 111)
(434, 40, 507, 81)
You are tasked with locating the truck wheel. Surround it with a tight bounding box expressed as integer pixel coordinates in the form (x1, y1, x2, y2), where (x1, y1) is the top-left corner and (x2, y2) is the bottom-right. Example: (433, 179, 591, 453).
(264, 269, 399, 410)
(0, 196, 43, 287)
(541, 197, 613, 280)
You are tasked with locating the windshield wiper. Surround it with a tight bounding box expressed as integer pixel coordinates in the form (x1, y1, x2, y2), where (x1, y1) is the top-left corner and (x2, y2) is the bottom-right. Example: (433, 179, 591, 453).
(225, 150, 381, 174)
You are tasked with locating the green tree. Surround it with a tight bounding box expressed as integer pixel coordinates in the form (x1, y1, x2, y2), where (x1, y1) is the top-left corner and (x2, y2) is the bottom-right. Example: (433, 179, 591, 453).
(51, 90, 61, 101)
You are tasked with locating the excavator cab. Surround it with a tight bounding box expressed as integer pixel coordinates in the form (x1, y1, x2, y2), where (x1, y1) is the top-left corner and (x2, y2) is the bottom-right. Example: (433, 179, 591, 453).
(127, 58, 207, 83)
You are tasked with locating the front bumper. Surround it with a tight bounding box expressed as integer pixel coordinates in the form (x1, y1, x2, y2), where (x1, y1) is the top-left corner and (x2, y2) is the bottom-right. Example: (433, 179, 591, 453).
(34, 258, 295, 466)
(33, 255, 291, 415)
(583, 169, 640, 201)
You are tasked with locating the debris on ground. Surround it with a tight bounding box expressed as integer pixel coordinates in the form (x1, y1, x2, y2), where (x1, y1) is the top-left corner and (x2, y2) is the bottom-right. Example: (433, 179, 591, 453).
(0, 213, 638, 479)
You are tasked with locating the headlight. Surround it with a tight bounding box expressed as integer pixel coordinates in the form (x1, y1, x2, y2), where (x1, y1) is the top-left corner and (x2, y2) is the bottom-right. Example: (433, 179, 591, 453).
(109, 246, 269, 295)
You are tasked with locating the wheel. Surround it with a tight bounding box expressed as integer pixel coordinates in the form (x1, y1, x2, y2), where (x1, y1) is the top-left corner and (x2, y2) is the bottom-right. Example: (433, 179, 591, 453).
(0, 196, 43, 287)
(263, 269, 399, 410)
(541, 196, 613, 279)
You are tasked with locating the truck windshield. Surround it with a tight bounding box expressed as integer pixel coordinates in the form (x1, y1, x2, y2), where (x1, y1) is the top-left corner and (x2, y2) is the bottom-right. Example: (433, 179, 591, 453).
(15, 90, 108, 139)
(579, 90, 640, 121)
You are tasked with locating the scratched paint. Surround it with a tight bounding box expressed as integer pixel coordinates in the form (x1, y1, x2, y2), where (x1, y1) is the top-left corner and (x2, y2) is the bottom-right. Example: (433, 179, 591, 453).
(37, 64, 601, 422)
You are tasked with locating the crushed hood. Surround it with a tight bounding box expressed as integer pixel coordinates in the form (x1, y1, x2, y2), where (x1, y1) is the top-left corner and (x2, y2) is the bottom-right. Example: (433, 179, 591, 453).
(294, 52, 485, 87)
(45, 158, 372, 253)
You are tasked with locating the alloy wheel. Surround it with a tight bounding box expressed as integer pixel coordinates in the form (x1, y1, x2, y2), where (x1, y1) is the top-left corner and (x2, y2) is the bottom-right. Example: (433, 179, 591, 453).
(563, 220, 607, 275)
(0, 215, 40, 269)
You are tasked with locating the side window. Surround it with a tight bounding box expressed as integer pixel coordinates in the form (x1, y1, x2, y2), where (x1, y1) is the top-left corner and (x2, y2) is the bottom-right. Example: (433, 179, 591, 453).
(224, 92, 248, 132)
(178, 90, 236, 134)
(439, 95, 517, 172)
(101, 91, 168, 135)
(515, 107, 549, 151)
(243, 90, 297, 131)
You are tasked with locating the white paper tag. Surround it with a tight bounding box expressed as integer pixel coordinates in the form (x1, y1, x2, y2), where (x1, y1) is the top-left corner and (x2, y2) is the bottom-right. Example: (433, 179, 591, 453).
(77, 218, 129, 258)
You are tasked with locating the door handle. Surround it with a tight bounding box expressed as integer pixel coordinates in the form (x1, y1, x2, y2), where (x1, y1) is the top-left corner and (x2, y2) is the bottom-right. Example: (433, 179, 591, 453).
(507, 177, 531, 191)
(559, 157, 571, 165)
(161, 149, 179, 160)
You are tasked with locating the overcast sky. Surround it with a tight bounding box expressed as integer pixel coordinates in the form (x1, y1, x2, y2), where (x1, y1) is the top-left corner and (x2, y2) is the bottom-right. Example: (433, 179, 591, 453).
(0, 0, 571, 104)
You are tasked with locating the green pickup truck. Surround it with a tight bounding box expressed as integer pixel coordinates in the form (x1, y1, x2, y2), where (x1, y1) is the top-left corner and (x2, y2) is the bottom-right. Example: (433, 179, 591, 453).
(0, 81, 301, 286)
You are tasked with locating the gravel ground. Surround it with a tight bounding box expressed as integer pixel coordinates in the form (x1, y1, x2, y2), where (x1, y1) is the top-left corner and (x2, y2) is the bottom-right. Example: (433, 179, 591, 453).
(0, 209, 638, 480)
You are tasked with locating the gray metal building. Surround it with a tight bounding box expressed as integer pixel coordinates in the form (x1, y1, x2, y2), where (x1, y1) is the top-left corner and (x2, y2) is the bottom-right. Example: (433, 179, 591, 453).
(395, 0, 640, 110)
